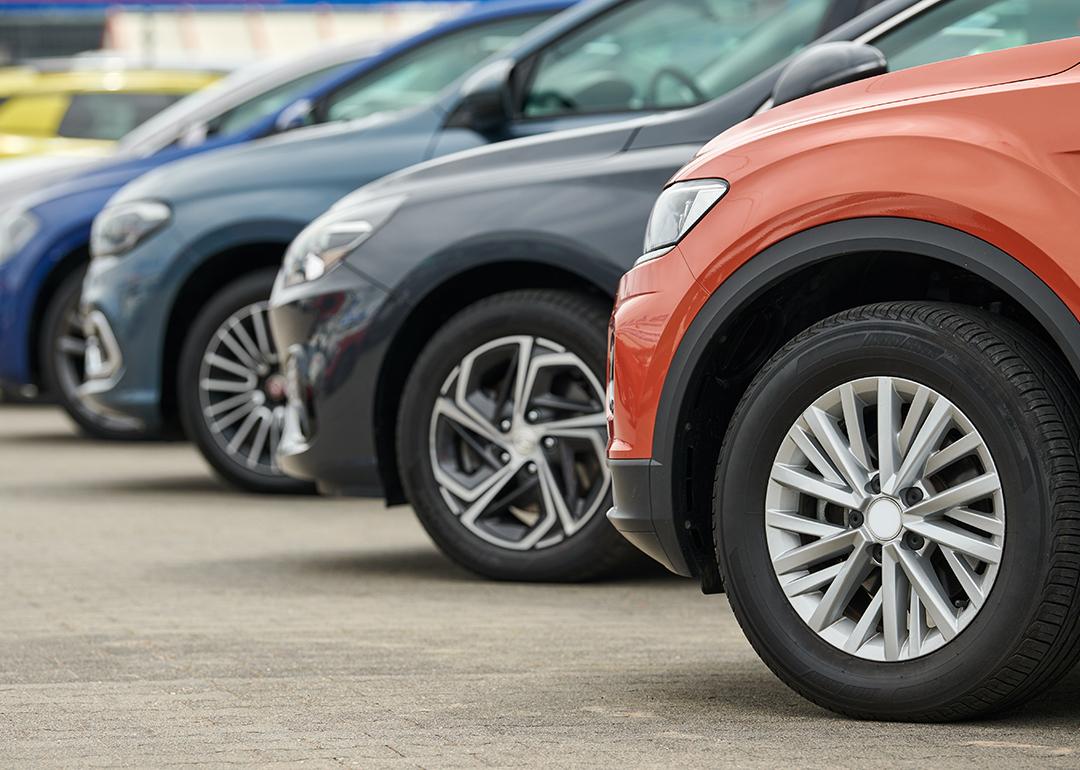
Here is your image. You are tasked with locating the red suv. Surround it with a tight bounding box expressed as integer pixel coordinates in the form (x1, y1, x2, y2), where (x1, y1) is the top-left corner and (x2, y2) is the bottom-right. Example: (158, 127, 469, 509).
(607, 38, 1080, 720)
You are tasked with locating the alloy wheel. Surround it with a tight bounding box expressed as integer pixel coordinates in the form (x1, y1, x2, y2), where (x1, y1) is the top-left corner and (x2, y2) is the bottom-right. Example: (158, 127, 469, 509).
(197, 300, 287, 477)
(428, 334, 609, 551)
(766, 376, 1004, 661)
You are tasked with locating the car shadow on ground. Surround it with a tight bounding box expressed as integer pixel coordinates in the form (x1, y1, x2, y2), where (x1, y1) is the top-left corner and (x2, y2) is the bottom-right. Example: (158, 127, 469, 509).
(650, 656, 1080, 725)
(79, 474, 234, 495)
(159, 545, 681, 594)
(1, 429, 184, 448)
(157, 547, 481, 591)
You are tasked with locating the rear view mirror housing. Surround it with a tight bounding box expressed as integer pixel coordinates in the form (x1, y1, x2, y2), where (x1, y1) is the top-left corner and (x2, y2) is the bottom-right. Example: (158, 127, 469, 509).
(772, 42, 888, 108)
(275, 98, 314, 133)
(446, 58, 515, 134)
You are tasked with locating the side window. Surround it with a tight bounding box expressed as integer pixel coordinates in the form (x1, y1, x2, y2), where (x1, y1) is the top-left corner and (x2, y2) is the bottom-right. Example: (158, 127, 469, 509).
(523, 0, 832, 119)
(323, 13, 551, 123)
(207, 63, 350, 138)
(874, 0, 1080, 71)
(58, 92, 181, 141)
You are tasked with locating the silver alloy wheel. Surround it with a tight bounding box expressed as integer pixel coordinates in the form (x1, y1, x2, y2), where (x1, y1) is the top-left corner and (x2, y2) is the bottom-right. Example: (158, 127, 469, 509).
(429, 334, 609, 551)
(198, 301, 286, 477)
(767, 376, 1004, 661)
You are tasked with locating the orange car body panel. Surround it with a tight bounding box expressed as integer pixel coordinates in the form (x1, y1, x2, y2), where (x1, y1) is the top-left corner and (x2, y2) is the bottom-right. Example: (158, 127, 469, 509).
(609, 38, 1080, 460)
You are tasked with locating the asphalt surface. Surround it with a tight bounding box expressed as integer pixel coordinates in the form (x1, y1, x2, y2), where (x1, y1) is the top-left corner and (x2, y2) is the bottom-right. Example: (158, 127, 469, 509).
(3, 404, 1080, 768)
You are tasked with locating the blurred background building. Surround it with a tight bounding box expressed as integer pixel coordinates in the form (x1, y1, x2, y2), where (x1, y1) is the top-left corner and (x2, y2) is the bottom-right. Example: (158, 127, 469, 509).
(0, 0, 467, 64)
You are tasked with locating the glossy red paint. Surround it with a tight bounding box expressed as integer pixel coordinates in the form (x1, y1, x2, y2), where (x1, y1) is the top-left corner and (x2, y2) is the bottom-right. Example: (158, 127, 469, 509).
(609, 38, 1080, 460)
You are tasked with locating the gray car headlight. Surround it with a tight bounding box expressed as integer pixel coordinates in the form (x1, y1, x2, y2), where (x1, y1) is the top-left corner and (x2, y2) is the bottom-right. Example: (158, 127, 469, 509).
(0, 208, 40, 265)
(283, 195, 404, 287)
(91, 200, 171, 258)
(638, 179, 729, 266)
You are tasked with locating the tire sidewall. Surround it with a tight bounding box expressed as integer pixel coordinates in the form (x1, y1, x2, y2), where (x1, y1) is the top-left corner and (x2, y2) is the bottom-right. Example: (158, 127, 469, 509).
(398, 292, 630, 581)
(717, 319, 1050, 716)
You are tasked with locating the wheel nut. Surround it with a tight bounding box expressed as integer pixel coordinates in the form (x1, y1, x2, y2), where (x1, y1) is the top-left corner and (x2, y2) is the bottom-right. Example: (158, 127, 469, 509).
(902, 487, 924, 506)
(527, 462, 537, 474)
(848, 511, 864, 528)
(500, 420, 511, 432)
(867, 476, 881, 495)
(904, 532, 925, 550)
(527, 410, 540, 423)
(543, 437, 556, 449)
(500, 452, 510, 463)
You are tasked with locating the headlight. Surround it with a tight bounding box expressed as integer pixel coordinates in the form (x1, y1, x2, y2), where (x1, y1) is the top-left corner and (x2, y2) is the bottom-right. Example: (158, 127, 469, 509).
(0, 208, 40, 264)
(282, 195, 404, 287)
(91, 200, 171, 258)
(638, 178, 729, 265)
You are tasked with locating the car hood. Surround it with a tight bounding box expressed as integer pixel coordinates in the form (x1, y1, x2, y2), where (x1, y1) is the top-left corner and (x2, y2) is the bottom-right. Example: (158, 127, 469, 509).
(694, 38, 1080, 162)
(350, 118, 640, 204)
(112, 107, 435, 207)
(0, 155, 100, 215)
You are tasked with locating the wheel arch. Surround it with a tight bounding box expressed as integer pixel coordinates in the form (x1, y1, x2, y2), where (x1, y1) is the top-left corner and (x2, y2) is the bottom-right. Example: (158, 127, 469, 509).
(659, 217, 1080, 592)
(160, 235, 297, 426)
(28, 239, 90, 388)
(373, 241, 618, 504)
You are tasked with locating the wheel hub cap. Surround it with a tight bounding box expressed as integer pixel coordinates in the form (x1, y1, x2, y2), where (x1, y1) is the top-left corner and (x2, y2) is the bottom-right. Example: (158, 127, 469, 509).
(264, 373, 288, 403)
(511, 426, 538, 456)
(865, 497, 903, 542)
(765, 376, 1004, 661)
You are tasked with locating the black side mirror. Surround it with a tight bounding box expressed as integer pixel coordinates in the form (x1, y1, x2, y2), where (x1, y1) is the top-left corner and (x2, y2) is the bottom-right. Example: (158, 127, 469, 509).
(772, 42, 887, 108)
(275, 98, 313, 132)
(446, 58, 514, 133)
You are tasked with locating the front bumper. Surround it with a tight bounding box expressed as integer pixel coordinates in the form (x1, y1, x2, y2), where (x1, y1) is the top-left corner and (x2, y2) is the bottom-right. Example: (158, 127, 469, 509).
(607, 458, 692, 577)
(76, 230, 186, 433)
(268, 263, 390, 497)
(606, 246, 710, 579)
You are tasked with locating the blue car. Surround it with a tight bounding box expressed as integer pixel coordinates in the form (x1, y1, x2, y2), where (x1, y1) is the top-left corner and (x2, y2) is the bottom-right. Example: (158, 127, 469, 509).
(0, 0, 566, 436)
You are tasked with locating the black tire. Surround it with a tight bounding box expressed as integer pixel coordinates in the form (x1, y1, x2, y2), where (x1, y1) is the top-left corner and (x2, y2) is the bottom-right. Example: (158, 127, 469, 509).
(397, 289, 641, 581)
(715, 302, 1080, 721)
(41, 268, 148, 440)
(178, 269, 314, 494)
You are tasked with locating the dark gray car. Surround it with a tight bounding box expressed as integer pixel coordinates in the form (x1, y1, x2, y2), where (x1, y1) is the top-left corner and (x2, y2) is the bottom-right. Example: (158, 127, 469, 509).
(269, 0, 1054, 580)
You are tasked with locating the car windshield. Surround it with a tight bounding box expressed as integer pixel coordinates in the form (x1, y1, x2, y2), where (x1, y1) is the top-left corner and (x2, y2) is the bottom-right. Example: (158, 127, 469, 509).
(523, 0, 832, 117)
(116, 44, 372, 156)
(323, 13, 552, 122)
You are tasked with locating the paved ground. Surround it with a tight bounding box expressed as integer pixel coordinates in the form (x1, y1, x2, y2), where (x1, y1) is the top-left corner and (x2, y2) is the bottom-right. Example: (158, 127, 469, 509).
(3, 405, 1080, 768)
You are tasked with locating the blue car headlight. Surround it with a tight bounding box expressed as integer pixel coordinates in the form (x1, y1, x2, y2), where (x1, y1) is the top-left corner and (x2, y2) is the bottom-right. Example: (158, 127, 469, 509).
(282, 195, 404, 287)
(91, 200, 171, 259)
(0, 207, 40, 265)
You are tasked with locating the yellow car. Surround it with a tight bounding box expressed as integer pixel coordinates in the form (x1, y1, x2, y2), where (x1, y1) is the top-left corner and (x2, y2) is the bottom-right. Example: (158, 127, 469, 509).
(0, 67, 222, 160)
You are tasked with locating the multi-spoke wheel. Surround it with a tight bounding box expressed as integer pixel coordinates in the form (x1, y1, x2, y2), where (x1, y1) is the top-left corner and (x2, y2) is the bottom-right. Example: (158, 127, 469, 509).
(767, 375, 1002, 661)
(398, 290, 640, 581)
(178, 270, 313, 494)
(714, 303, 1080, 721)
(42, 268, 146, 439)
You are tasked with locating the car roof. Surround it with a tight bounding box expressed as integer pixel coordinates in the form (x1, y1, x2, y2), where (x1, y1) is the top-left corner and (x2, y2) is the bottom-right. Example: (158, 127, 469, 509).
(0, 68, 221, 95)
